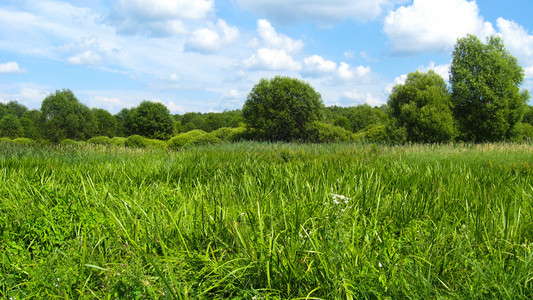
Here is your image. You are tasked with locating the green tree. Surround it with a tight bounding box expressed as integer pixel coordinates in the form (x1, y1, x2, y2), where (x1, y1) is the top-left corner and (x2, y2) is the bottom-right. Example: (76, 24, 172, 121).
(115, 108, 133, 137)
(348, 104, 386, 133)
(92, 108, 118, 137)
(40, 89, 96, 142)
(0, 114, 23, 138)
(127, 101, 174, 140)
(5, 101, 27, 118)
(243, 76, 324, 141)
(450, 35, 526, 142)
(388, 70, 456, 143)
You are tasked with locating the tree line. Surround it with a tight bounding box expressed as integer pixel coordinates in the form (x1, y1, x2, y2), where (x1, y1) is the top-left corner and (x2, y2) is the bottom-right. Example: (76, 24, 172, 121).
(1, 34, 532, 144)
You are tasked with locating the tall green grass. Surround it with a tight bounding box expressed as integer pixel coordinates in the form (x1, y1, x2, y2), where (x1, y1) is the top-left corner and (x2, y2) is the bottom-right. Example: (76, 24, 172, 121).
(1, 142, 532, 299)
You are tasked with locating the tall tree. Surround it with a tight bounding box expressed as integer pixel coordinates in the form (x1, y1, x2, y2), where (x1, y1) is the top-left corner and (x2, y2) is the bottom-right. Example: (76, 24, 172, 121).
(40, 89, 96, 142)
(243, 76, 324, 141)
(450, 35, 526, 142)
(92, 108, 118, 137)
(127, 101, 174, 140)
(388, 70, 456, 143)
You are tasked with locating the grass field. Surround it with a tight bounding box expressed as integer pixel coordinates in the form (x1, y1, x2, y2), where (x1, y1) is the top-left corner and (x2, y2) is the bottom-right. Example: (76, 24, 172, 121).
(1, 142, 532, 299)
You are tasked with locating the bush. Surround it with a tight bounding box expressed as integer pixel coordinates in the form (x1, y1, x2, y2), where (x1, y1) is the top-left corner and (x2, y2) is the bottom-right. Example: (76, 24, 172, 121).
(12, 138, 36, 146)
(88, 136, 112, 145)
(306, 122, 355, 143)
(509, 123, 533, 141)
(124, 135, 168, 149)
(168, 130, 221, 150)
(0, 137, 11, 144)
(124, 135, 149, 148)
(211, 127, 246, 142)
(110, 137, 127, 146)
(60, 139, 83, 146)
(356, 125, 389, 143)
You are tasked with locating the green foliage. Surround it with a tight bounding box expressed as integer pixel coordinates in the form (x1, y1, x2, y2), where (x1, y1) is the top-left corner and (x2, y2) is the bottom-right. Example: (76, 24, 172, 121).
(243, 76, 324, 141)
(124, 135, 167, 149)
(11, 137, 37, 146)
(0, 114, 23, 139)
(127, 101, 174, 140)
(167, 129, 221, 150)
(388, 70, 456, 143)
(211, 127, 246, 142)
(306, 121, 355, 143)
(88, 136, 112, 145)
(356, 124, 389, 143)
(92, 108, 117, 137)
(40, 89, 97, 142)
(110, 136, 127, 146)
(451, 35, 526, 142)
(509, 123, 533, 141)
(523, 104, 533, 126)
(1, 100, 27, 118)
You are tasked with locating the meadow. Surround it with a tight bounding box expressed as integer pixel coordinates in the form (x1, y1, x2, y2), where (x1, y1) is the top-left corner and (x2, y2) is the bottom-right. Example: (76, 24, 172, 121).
(1, 142, 532, 299)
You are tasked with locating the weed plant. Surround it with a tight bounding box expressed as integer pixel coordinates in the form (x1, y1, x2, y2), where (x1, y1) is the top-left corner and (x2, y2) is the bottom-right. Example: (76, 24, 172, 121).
(0, 142, 532, 299)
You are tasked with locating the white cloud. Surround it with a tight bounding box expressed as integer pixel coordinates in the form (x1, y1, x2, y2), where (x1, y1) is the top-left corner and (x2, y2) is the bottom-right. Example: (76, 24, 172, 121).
(185, 19, 240, 53)
(223, 89, 245, 99)
(256, 19, 303, 53)
(236, 0, 394, 25)
(496, 18, 533, 79)
(417, 61, 450, 81)
(302, 55, 337, 78)
(342, 89, 385, 106)
(384, 0, 495, 54)
(68, 50, 103, 65)
(243, 48, 302, 71)
(0, 62, 25, 74)
(167, 101, 185, 113)
(337, 63, 371, 82)
(385, 74, 408, 94)
(108, 0, 214, 36)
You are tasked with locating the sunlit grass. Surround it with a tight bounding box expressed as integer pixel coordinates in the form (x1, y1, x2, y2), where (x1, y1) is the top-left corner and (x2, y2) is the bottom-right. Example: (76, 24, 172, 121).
(1, 142, 532, 299)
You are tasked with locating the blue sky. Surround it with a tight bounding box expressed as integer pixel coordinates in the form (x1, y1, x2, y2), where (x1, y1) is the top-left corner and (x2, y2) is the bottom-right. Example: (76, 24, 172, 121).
(1, 0, 533, 114)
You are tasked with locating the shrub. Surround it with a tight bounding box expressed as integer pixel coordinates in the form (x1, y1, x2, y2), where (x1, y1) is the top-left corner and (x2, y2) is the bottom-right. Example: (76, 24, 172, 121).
(211, 127, 246, 142)
(60, 139, 82, 146)
(88, 136, 112, 145)
(168, 130, 221, 150)
(12, 138, 36, 146)
(125, 135, 149, 148)
(110, 137, 127, 146)
(0, 137, 11, 144)
(356, 125, 389, 143)
(306, 122, 355, 143)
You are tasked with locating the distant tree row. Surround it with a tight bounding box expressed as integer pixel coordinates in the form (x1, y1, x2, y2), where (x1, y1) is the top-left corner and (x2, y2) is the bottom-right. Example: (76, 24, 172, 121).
(1, 34, 532, 144)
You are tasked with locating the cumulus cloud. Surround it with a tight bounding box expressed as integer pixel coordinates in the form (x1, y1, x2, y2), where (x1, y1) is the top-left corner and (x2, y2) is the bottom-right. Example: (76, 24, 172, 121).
(337, 63, 371, 82)
(0, 62, 25, 74)
(256, 19, 304, 53)
(496, 18, 533, 79)
(236, 0, 394, 25)
(385, 74, 408, 94)
(108, 0, 214, 36)
(302, 55, 337, 78)
(68, 50, 103, 65)
(384, 0, 495, 55)
(185, 19, 240, 53)
(243, 48, 302, 71)
(342, 89, 385, 106)
(417, 61, 450, 81)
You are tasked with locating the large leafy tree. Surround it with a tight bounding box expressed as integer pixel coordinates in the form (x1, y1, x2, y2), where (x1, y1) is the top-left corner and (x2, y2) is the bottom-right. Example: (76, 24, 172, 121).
(388, 70, 456, 143)
(0, 114, 23, 139)
(450, 35, 526, 142)
(40, 89, 96, 142)
(92, 108, 118, 137)
(127, 101, 174, 140)
(243, 76, 324, 141)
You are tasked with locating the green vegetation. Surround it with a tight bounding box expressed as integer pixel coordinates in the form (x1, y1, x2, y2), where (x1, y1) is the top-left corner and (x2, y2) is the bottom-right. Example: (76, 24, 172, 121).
(451, 35, 527, 142)
(243, 76, 324, 141)
(1, 142, 532, 299)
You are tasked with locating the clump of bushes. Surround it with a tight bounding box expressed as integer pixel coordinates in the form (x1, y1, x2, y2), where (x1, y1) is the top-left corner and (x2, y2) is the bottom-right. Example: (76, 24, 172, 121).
(306, 122, 355, 143)
(12, 138, 37, 146)
(88, 136, 112, 145)
(124, 135, 167, 149)
(211, 127, 246, 142)
(110, 137, 127, 146)
(168, 130, 221, 150)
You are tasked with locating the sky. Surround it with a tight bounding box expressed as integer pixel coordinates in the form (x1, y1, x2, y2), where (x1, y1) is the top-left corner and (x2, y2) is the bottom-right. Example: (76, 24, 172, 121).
(1, 0, 533, 114)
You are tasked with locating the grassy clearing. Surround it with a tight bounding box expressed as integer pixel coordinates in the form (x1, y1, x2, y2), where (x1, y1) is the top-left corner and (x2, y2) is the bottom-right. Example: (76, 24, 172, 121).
(1, 142, 532, 299)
